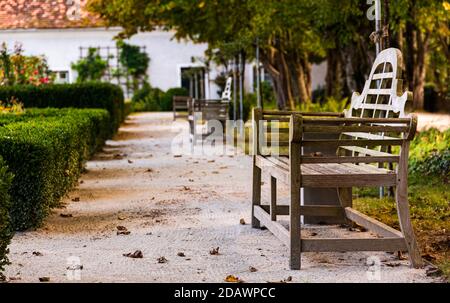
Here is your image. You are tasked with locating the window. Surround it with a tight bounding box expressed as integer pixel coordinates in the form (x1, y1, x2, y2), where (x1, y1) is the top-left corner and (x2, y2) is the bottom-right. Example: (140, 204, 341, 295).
(54, 71, 70, 84)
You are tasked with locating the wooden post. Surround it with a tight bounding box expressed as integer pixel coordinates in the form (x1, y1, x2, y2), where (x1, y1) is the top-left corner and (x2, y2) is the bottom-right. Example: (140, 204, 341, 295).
(289, 114, 302, 269)
(270, 176, 277, 221)
(251, 108, 263, 228)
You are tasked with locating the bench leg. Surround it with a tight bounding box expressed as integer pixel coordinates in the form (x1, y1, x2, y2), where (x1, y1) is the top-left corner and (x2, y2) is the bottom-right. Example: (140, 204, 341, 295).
(396, 179, 423, 268)
(251, 157, 262, 228)
(396, 142, 423, 268)
(338, 187, 353, 224)
(290, 186, 301, 270)
(270, 176, 277, 221)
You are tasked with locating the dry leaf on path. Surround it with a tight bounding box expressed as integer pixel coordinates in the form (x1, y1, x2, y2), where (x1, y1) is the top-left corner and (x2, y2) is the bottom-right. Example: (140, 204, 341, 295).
(123, 250, 143, 259)
(239, 218, 246, 225)
(249, 266, 258, 273)
(209, 247, 220, 255)
(225, 275, 243, 283)
(157, 256, 168, 263)
(39, 277, 50, 282)
(177, 252, 186, 257)
(60, 213, 73, 218)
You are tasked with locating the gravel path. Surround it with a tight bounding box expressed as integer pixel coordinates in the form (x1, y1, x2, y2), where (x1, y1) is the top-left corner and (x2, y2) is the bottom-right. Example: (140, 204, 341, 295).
(4, 113, 438, 283)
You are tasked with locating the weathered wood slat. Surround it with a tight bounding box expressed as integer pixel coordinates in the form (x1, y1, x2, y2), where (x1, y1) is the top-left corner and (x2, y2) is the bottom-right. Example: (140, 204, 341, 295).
(340, 146, 394, 157)
(372, 72, 394, 80)
(367, 88, 392, 95)
(263, 110, 343, 117)
(301, 155, 399, 164)
(345, 208, 404, 238)
(254, 206, 290, 247)
(303, 125, 409, 133)
(342, 132, 400, 141)
(302, 139, 404, 148)
(302, 117, 411, 124)
(301, 238, 407, 252)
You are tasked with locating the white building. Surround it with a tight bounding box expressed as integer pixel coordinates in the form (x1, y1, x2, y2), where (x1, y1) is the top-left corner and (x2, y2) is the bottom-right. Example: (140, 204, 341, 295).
(0, 0, 325, 99)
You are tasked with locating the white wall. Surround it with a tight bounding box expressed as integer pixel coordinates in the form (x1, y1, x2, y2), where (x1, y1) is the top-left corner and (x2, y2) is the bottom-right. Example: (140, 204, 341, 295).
(0, 27, 221, 98)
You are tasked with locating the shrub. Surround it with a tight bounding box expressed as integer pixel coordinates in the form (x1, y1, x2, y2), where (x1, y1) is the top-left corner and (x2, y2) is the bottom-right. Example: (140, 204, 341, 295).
(0, 156, 13, 280)
(0, 108, 111, 230)
(0, 83, 125, 132)
(160, 87, 189, 111)
(409, 128, 450, 178)
(131, 83, 164, 112)
(298, 97, 349, 113)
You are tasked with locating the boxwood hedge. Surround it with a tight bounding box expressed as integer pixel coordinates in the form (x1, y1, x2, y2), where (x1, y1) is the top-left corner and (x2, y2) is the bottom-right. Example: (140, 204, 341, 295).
(0, 108, 111, 230)
(0, 156, 13, 280)
(0, 83, 125, 132)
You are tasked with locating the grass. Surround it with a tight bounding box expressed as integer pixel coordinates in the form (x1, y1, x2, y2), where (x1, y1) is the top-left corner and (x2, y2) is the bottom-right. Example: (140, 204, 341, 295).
(354, 175, 449, 280)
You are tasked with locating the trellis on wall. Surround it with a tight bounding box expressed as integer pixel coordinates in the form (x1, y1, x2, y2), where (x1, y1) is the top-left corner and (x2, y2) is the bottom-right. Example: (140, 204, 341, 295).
(78, 45, 148, 99)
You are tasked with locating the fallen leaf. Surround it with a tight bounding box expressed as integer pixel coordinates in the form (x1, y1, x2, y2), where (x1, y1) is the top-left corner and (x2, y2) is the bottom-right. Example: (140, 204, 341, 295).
(174, 155, 182, 158)
(225, 275, 242, 283)
(177, 252, 186, 257)
(128, 159, 134, 164)
(116, 226, 127, 231)
(9, 277, 21, 281)
(212, 171, 219, 174)
(182, 186, 191, 191)
(146, 168, 154, 173)
(285, 276, 293, 282)
(385, 262, 401, 267)
(157, 256, 168, 264)
(249, 266, 258, 273)
(209, 247, 220, 255)
(60, 213, 73, 218)
(239, 218, 246, 225)
(71, 197, 80, 202)
(189, 179, 195, 182)
(114, 154, 124, 159)
(118, 215, 127, 221)
(310, 232, 318, 237)
(123, 250, 143, 259)
(32, 251, 43, 256)
(39, 277, 50, 282)
(208, 160, 215, 163)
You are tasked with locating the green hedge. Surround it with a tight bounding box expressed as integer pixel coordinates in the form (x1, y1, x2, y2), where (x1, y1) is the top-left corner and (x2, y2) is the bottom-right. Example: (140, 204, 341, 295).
(0, 83, 125, 132)
(0, 108, 111, 230)
(0, 156, 13, 280)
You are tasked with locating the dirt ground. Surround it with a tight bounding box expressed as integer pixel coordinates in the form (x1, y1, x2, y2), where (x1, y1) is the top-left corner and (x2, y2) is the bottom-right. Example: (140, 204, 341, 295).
(4, 112, 440, 283)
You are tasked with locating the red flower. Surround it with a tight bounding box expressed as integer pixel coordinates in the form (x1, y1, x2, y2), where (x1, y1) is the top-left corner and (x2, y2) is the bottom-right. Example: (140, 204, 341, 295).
(33, 69, 39, 75)
(40, 77, 49, 84)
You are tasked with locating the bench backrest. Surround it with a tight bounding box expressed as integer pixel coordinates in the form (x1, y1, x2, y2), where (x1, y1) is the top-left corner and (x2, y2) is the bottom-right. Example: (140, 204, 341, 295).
(173, 96, 190, 110)
(221, 77, 232, 101)
(346, 48, 411, 120)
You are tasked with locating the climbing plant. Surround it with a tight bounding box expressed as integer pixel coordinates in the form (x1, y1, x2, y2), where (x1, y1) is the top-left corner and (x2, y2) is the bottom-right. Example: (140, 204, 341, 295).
(71, 47, 108, 83)
(116, 40, 150, 91)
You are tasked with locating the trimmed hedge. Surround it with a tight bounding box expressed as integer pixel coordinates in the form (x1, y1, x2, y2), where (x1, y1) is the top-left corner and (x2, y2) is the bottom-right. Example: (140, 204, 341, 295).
(0, 156, 13, 280)
(0, 83, 125, 132)
(0, 108, 111, 230)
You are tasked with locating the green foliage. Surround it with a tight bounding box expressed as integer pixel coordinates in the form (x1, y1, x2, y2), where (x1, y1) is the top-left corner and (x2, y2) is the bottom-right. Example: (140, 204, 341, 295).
(354, 175, 450, 279)
(131, 84, 188, 112)
(298, 97, 349, 113)
(0, 156, 13, 280)
(160, 87, 189, 111)
(0, 83, 125, 132)
(0, 42, 53, 86)
(117, 41, 149, 79)
(71, 48, 108, 83)
(0, 108, 111, 231)
(409, 128, 450, 178)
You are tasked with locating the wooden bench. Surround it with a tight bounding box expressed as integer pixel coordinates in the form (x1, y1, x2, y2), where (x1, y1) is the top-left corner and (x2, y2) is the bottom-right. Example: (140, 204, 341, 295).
(188, 77, 232, 144)
(251, 48, 423, 270)
(173, 96, 191, 121)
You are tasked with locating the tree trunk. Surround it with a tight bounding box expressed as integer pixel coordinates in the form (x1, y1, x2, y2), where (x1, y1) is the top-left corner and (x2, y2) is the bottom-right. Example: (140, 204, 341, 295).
(412, 31, 429, 110)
